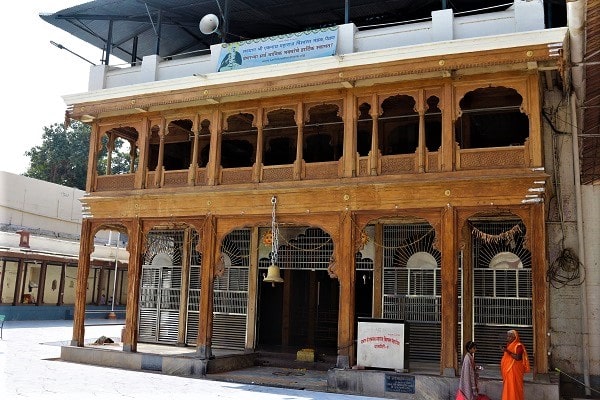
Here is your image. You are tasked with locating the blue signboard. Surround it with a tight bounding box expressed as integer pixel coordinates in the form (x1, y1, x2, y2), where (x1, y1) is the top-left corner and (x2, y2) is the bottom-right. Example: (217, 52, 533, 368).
(217, 27, 338, 72)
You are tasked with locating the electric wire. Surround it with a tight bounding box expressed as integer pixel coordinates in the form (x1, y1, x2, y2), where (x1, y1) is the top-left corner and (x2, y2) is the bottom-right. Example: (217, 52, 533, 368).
(546, 248, 584, 289)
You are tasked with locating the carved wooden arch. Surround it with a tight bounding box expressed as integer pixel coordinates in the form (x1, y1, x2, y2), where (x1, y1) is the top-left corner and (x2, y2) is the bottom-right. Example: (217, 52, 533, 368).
(263, 105, 298, 127)
(352, 209, 443, 252)
(95, 120, 144, 155)
(355, 97, 374, 119)
(424, 88, 444, 113)
(86, 219, 135, 257)
(458, 207, 532, 251)
(163, 116, 195, 138)
(377, 89, 421, 116)
(214, 214, 341, 278)
(303, 100, 345, 123)
(139, 217, 206, 258)
(195, 114, 213, 133)
(221, 109, 259, 131)
(453, 79, 530, 120)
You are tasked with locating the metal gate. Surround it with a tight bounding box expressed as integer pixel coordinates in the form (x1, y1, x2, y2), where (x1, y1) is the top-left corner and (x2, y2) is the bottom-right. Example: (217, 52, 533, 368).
(470, 219, 533, 365)
(212, 229, 250, 349)
(382, 222, 442, 363)
(138, 229, 191, 344)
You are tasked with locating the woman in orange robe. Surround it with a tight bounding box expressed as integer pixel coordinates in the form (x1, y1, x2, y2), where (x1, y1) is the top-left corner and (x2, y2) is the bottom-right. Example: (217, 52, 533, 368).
(501, 329, 530, 400)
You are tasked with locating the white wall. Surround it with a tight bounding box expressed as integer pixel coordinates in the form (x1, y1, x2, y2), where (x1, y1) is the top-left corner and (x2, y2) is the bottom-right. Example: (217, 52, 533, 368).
(582, 185, 600, 376)
(0, 171, 84, 238)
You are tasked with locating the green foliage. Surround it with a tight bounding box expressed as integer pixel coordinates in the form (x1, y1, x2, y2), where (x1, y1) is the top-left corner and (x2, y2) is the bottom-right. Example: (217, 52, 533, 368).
(24, 121, 132, 190)
(24, 122, 91, 190)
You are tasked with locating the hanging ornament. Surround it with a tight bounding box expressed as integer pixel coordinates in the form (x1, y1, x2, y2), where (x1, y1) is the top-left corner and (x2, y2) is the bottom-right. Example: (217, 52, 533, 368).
(264, 196, 283, 286)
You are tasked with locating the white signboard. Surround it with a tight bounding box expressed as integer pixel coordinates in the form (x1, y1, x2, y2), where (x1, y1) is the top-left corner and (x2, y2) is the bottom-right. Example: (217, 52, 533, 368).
(217, 27, 338, 71)
(357, 321, 405, 370)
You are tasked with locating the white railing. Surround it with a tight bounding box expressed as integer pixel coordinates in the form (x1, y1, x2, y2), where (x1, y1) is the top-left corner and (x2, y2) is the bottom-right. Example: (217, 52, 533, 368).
(92, 1, 544, 91)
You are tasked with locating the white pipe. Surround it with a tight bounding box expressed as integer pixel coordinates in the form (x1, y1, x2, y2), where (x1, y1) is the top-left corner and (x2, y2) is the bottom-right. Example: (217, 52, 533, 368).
(568, 0, 585, 100)
(567, 0, 590, 395)
(570, 93, 591, 396)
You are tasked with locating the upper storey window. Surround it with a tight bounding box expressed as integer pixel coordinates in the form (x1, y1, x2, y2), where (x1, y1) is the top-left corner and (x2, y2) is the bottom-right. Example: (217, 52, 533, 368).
(147, 119, 194, 171)
(97, 126, 139, 175)
(164, 119, 193, 171)
(425, 96, 442, 152)
(304, 104, 344, 163)
(222, 113, 257, 168)
(263, 109, 297, 166)
(357, 102, 373, 157)
(379, 95, 419, 155)
(455, 87, 529, 149)
(198, 119, 211, 168)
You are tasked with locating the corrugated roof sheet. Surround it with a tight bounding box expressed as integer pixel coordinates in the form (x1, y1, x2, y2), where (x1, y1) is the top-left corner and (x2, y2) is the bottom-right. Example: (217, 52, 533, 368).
(39, 0, 513, 63)
(582, 1, 600, 184)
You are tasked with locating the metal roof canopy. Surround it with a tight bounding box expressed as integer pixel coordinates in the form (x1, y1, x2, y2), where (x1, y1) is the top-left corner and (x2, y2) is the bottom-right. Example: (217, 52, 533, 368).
(40, 0, 517, 66)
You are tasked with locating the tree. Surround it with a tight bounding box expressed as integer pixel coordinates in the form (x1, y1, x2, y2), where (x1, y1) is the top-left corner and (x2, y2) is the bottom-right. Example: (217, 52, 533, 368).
(24, 122, 91, 189)
(24, 121, 130, 190)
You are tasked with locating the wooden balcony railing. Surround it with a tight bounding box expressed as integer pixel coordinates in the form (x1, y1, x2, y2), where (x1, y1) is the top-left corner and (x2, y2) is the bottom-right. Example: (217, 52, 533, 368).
(91, 145, 530, 193)
(95, 173, 135, 191)
(456, 144, 528, 170)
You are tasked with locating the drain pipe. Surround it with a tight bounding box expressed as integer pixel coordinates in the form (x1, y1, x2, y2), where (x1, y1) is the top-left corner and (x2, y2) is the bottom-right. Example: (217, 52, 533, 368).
(567, 0, 591, 396)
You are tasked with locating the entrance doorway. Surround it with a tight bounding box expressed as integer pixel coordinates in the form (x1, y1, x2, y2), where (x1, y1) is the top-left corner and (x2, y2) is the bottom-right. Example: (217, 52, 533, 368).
(256, 227, 338, 359)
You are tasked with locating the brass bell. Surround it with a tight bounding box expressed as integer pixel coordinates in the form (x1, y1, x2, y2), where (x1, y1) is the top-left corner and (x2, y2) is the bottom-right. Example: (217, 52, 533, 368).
(264, 263, 283, 286)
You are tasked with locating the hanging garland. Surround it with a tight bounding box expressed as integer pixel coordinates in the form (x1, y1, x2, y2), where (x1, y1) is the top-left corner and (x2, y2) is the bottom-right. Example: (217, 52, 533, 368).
(471, 223, 521, 245)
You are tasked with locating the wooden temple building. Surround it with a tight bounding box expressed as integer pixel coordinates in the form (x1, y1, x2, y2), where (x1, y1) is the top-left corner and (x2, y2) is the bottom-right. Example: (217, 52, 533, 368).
(40, 1, 596, 398)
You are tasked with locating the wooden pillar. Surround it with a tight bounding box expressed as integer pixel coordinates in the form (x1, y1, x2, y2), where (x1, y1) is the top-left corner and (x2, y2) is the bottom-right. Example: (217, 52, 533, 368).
(253, 110, 264, 183)
(459, 217, 474, 357)
(106, 132, 115, 175)
(58, 263, 66, 306)
(128, 140, 137, 173)
(197, 215, 217, 358)
(373, 223, 383, 318)
(13, 259, 24, 305)
(189, 114, 200, 185)
(177, 229, 191, 346)
(207, 110, 221, 186)
(294, 102, 304, 180)
(369, 93, 379, 175)
(155, 118, 166, 187)
(86, 123, 100, 192)
(530, 203, 548, 375)
(440, 205, 458, 376)
(417, 89, 426, 173)
(36, 261, 47, 306)
(527, 73, 543, 167)
(343, 91, 357, 177)
(135, 117, 149, 189)
(123, 219, 143, 352)
(246, 227, 259, 349)
(441, 81, 454, 172)
(71, 219, 93, 347)
(336, 211, 355, 368)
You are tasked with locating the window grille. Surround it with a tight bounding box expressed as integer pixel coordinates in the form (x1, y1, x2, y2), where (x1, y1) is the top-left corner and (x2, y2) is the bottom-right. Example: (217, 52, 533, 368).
(213, 229, 250, 349)
(381, 222, 441, 363)
(470, 220, 533, 365)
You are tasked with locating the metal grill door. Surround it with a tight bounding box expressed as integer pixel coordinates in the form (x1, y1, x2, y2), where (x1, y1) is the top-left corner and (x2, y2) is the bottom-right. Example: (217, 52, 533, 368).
(139, 266, 160, 341)
(138, 265, 182, 343)
(212, 229, 250, 349)
(381, 223, 442, 363)
(471, 220, 533, 365)
(186, 265, 201, 345)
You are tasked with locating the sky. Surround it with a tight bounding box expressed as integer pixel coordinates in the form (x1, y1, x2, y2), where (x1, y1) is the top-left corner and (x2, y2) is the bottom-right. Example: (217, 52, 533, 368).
(0, 1, 109, 175)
